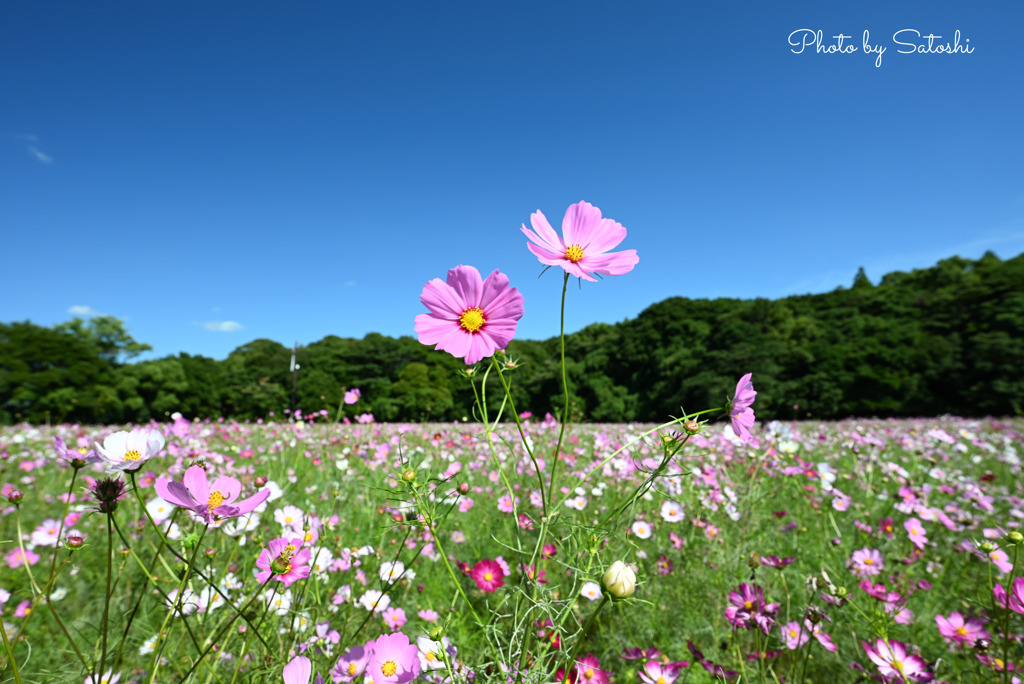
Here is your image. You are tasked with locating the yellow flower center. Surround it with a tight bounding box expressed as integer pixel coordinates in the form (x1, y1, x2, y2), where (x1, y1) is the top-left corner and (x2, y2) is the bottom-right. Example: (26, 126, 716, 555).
(285, 544, 296, 555)
(789, 630, 798, 638)
(892, 660, 904, 674)
(584, 669, 595, 679)
(864, 558, 874, 565)
(744, 601, 753, 610)
(426, 652, 436, 662)
(381, 660, 397, 677)
(656, 678, 666, 684)
(207, 490, 225, 509)
(285, 516, 293, 524)
(304, 532, 313, 543)
(483, 572, 493, 581)
(565, 244, 584, 263)
(459, 307, 485, 333)
(956, 626, 968, 636)
(348, 663, 359, 675)
(77, 447, 89, 455)
(123, 449, 142, 461)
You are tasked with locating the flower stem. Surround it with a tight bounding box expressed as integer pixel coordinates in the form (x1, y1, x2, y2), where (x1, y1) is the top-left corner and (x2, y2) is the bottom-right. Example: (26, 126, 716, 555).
(546, 273, 571, 509)
(148, 524, 208, 684)
(0, 613, 23, 684)
(100, 510, 115, 679)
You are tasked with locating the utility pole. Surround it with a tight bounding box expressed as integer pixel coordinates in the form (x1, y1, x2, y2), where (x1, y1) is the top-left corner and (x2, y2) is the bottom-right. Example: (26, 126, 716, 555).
(290, 341, 300, 417)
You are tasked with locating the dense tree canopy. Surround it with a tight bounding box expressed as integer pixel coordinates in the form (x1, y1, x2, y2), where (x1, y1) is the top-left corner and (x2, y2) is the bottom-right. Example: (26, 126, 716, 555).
(2, 252, 1022, 424)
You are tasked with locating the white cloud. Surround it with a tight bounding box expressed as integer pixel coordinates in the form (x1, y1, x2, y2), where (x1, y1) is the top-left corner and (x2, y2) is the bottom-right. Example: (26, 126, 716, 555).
(203, 321, 243, 332)
(67, 305, 102, 317)
(28, 145, 52, 163)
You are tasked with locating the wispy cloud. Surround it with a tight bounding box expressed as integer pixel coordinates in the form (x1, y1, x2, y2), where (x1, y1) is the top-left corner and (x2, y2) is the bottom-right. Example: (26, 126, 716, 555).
(67, 305, 103, 317)
(203, 321, 243, 332)
(28, 145, 52, 163)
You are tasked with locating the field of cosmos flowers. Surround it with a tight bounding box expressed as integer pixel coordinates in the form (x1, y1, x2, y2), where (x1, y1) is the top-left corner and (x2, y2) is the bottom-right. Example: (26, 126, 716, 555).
(3, 202, 1024, 684)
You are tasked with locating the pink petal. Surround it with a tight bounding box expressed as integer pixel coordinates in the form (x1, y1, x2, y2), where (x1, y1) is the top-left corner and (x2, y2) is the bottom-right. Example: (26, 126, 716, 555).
(578, 250, 639, 277)
(419, 278, 465, 319)
(283, 656, 312, 684)
(562, 201, 602, 247)
(156, 477, 196, 508)
(414, 314, 456, 345)
(210, 476, 241, 503)
(528, 210, 564, 252)
(582, 218, 627, 255)
(525, 242, 570, 268)
(446, 265, 484, 309)
(183, 465, 210, 503)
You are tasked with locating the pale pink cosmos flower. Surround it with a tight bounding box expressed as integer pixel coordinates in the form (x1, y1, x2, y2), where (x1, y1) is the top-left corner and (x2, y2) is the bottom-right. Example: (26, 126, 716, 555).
(344, 388, 361, 404)
(637, 661, 680, 684)
(521, 200, 638, 282)
(96, 428, 165, 472)
(332, 644, 370, 683)
(905, 518, 928, 550)
(660, 500, 685, 522)
(84, 671, 120, 684)
(849, 548, 884, 577)
(283, 654, 324, 684)
(155, 465, 270, 524)
(782, 621, 810, 650)
(382, 606, 407, 631)
(861, 638, 932, 682)
(415, 265, 525, 365)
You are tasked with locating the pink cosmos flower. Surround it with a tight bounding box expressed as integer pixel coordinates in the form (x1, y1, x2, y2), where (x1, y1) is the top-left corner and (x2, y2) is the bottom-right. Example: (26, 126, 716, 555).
(6, 548, 40, 568)
(382, 606, 407, 631)
(861, 638, 933, 682)
(470, 559, 504, 592)
(781, 621, 810, 650)
(283, 655, 324, 684)
(414, 265, 525, 365)
(331, 644, 370, 683)
(366, 632, 421, 684)
(994, 577, 1024, 614)
(521, 200, 638, 282)
(53, 436, 100, 468)
(728, 374, 757, 442)
(155, 465, 270, 524)
(255, 537, 311, 587)
(849, 548, 884, 577)
(905, 518, 928, 549)
(936, 612, 989, 648)
(725, 583, 779, 634)
(344, 388, 361, 404)
(418, 609, 439, 622)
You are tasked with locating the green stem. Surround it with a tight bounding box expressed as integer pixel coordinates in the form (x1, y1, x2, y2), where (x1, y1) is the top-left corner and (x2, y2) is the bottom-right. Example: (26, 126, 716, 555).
(100, 511, 114, 678)
(565, 595, 609, 668)
(178, 580, 269, 683)
(546, 273, 571, 510)
(0, 618, 22, 684)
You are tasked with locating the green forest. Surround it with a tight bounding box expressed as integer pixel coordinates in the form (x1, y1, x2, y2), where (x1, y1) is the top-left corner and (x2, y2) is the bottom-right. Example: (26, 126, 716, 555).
(3, 252, 1023, 425)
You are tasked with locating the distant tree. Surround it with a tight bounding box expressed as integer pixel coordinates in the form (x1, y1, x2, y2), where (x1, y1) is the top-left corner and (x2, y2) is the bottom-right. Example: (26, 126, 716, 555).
(53, 316, 152, 363)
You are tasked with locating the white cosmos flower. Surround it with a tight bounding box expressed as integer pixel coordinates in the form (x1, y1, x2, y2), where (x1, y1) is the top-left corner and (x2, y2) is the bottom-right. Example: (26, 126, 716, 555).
(96, 428, 165, 472)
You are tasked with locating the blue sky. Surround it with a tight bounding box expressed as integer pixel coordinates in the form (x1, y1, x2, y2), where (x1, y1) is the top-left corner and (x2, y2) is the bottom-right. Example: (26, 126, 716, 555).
(3, 1, 1022, 361)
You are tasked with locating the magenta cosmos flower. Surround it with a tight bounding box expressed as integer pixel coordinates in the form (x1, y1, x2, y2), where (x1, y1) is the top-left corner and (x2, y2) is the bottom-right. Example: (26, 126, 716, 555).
(255, 537, 311, 587)
(522, 201, 638, 282)
(936, 611, 989, 648)
(728, 373, 757, 442)
(366, 632, 422, 684)
(155, 465, 270, 524)
(414, 265, 524, 365)
(470, 558, 505, 592)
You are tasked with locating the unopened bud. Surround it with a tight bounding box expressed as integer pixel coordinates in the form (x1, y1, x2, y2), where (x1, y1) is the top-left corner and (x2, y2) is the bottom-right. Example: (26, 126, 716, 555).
(974, 638, 990, 652)
(66, 535, 84, 549)
(683, 420, 701, 435)
(254, 476, 268, 488)
(205, 548, 216, 557)
(458, 482, 469, 495)
(429, 625, 445, 639)
(834, 586, 848, 599)
(748, 552, 761, 569)
(7, 489, 23, 504)
(402, 469, 416, 483)
(237, 624, 247, 634)
(1006, 531, 1024, 546)
(979, 542, 996, 553)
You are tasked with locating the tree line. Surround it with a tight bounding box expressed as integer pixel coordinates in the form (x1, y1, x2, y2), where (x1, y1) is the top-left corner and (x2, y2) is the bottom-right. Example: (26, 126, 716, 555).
(2, 251, 1022, 425)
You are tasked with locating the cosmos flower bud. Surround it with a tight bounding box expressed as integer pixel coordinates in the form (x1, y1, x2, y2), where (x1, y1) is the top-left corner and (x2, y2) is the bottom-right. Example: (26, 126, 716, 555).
(402, 469, 416, 483)
(254, 476, 268, 488)
(1006, 531, 1024, 546)
(748, 552, 761, 569)
(458, 482, 470, 495)
(429, 625, 445, 639)
(834, 586, 848, 599)
(6, 489, 23, 504)
(66, 535, 84, 549)
(683, 420, 701, 435)
(602, 560, 636, 598)
(979, 542, 996, 553)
